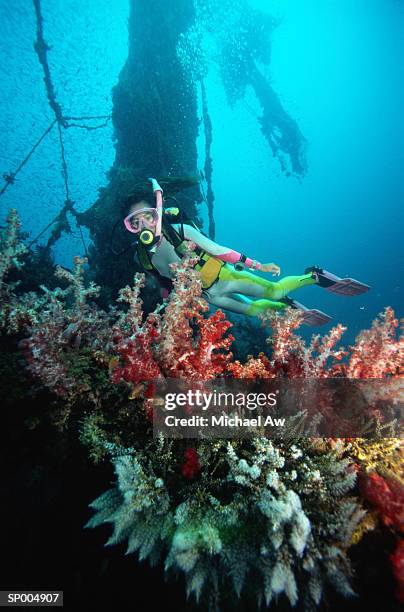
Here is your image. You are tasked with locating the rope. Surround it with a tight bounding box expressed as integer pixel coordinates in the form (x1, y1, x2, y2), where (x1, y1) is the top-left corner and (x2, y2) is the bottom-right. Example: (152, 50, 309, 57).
(0, 113, 111, 199)
(27, 213, 62, 249)
(57, 122, 70, 201)
(0, 119, 57, 198)
(76, 224, 89, 258)
(64, 114, 111, 131)
(64, 118, 111, 131)
(64, 115, 111, 121)
(1, 0, 113, 260)
(33, 0, 66, 127)
(200, 79, 215, 240)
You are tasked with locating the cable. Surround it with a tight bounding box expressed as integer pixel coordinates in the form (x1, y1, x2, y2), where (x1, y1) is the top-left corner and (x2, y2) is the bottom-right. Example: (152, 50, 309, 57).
(0, 119, 57, 198)
(64, 115, 111, 121)
(32, 0, 66, 127)
(57, 122, 70, 202)
(64, 118, 111, 131)
(110, 218, 139, 256)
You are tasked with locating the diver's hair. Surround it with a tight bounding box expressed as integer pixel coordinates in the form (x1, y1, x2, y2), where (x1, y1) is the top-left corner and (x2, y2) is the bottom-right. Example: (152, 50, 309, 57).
(120, 175, 200, 216)
(121, 191, 156, 215)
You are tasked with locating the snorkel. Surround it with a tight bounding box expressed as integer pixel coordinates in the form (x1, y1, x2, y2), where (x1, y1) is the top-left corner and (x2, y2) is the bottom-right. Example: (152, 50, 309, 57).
(147, 177, 163, 252)
(123, 177, 164, 251)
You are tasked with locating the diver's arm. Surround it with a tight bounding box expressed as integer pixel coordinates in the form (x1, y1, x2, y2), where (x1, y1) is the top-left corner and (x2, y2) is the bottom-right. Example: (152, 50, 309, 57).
(182, 224, 263, 270)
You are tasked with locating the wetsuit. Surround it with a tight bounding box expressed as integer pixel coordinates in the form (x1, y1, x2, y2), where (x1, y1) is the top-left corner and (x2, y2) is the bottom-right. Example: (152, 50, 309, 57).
(147, 223, 316, 316)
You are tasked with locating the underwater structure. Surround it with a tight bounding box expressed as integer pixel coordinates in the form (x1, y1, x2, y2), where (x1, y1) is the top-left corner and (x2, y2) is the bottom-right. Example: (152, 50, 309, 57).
(0, 0, 307, 298)
(78, 0, 308, 298)
(79, 0, 202, 297)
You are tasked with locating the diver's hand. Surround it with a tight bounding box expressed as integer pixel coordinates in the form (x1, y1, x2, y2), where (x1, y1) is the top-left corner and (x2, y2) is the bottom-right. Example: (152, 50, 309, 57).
(261, 262, 281, 276)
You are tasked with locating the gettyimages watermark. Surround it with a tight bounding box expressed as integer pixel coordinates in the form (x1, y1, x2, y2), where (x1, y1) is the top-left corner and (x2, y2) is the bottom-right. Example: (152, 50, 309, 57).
(151, 378, 403, 439)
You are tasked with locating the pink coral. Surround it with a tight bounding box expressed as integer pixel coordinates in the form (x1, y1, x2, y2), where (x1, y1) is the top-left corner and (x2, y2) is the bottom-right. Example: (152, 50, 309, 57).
(228, 310, 347, 379)
(155, 253, 233, 378)
(20, 302, 77, 398)
(111, 253, 234, 388)
(228, 307, 402, 381)
(111, 313, 161, 386)
(20, 257, 112, 400)
(109, 261, 402, 444)
(346, 307, 403, 378)
(227, 352, 272, 379)
(360, 470, 404, 603)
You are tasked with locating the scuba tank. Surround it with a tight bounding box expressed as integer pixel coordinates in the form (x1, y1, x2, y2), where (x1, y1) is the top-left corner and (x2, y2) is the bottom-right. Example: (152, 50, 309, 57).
(137, 201, 224, 291)
(135, 200, 198, 272)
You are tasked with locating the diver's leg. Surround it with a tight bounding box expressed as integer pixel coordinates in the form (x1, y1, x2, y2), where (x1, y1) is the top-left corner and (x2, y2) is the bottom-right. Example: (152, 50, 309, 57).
(230, 293, 332, 325)
(205, 271, 331, 325)
(207, 293, 286, 316)
(207, 292, 331, 325)
(218, 265, 316, 300)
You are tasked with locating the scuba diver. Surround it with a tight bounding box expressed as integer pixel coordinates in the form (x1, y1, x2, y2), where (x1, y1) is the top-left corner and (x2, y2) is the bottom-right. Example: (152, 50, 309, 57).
(121, 178, 370, 326)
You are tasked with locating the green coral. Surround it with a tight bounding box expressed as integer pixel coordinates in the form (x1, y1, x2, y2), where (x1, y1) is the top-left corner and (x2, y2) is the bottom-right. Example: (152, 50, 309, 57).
(0, 208, 27, 288)
(87, 437, 364, 609)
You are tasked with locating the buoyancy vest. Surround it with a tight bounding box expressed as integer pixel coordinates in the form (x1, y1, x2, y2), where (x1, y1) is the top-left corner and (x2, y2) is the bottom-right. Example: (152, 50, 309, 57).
(136, 210, 224, 290)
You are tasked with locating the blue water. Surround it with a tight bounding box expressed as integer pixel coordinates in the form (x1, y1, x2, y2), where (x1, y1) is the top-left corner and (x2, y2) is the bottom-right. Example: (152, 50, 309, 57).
(1, 0, 403, 344)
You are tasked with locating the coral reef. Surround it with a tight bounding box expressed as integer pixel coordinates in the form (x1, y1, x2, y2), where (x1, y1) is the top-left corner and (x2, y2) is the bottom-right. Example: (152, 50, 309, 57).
(346, 307, 403, 378)
(86, 438, 363, 609)
(110, 251, 233, 387)
(0, 209, 27, 287)
(1, 209, 403, 609)
(20, 256, 113, 400)
(228, 307, 403, 380)
(0, 210, 61, 334)
(356, 441, 404, 603)
(0, 208, 30, 332)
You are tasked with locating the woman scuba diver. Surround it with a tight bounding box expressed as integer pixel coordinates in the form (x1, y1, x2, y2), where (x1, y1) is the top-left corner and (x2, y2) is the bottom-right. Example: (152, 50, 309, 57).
(120, 178, 370, 326)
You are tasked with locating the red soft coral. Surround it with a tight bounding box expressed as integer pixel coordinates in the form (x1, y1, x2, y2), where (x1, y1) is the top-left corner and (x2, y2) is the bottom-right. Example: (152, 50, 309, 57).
(182, 447, 201, 479)
(111, 256, 235, 387)
(360, 470, 404, 603)
(391, 538, 404, 603)
(346, 307, 403, 378)
(360, 471, 404, 532)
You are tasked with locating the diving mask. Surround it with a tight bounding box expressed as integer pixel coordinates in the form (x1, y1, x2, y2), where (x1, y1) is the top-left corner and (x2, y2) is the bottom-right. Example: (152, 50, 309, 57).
(123, 207, 159, 234)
